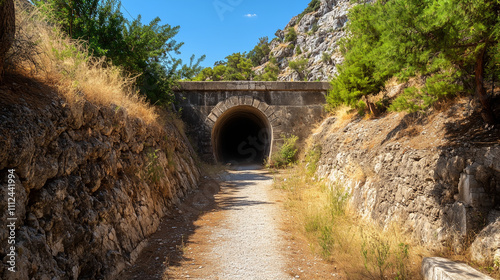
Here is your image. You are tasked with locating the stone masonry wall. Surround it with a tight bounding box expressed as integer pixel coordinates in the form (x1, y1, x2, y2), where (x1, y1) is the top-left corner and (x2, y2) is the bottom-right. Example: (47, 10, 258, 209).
(174, 81, 328, 162)
(312, 104, 500, 265)
(0, 86, 200, 279)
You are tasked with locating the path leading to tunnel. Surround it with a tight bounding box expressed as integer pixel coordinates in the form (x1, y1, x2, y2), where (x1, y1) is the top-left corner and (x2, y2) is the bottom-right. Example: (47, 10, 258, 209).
(120, 165, 342, 279)
(201, 165, 292, 279)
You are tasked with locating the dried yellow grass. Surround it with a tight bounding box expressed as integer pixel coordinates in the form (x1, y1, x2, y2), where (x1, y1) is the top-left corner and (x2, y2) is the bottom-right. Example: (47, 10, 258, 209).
(10, 1, 157, 123)
(274, 164, 430, 279)
(328, 105, 356, 133)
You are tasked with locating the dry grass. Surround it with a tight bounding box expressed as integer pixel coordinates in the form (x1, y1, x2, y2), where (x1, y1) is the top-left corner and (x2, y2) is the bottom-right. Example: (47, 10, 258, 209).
(329, 105, 357, 132)
(7, 1, 157, 123)
(274, 164, 430, 279)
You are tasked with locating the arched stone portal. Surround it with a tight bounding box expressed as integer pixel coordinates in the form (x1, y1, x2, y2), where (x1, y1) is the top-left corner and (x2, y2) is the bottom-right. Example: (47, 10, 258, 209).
(212, 106, 272, 164)
(174, 81, 329, 163)
(205, 96, 276, 164)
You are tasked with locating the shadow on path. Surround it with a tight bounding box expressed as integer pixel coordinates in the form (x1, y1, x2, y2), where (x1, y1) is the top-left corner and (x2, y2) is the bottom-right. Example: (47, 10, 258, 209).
(119, 164, 274, 279)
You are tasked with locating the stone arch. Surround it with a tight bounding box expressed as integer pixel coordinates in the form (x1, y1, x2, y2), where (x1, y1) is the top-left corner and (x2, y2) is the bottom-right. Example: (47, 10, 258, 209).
(204, 96, 281, 164)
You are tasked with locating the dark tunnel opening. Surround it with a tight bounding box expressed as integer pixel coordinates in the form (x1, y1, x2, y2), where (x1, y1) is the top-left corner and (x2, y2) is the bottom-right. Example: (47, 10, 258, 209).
(212, 106, 271, 165)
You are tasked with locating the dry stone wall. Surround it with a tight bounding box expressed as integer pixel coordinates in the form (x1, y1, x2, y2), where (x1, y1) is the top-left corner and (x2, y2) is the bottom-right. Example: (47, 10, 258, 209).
(0, 88, 200, 279)
(312, 107, 500, 265)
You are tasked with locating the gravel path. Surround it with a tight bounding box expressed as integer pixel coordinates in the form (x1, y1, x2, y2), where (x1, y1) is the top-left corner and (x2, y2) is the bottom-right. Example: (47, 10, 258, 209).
(208, 165, 293, 280)
(121, 165, 342, 280)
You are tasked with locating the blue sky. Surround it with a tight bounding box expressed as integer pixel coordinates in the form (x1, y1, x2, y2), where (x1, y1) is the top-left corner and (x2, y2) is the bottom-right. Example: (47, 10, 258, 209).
(119, 0, 309, 68)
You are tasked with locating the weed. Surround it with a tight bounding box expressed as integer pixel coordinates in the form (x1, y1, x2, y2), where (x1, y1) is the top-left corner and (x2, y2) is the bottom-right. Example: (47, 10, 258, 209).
(269, 134, 298, 168)
(273, 164, 425, 279)
(146, 148, 165, 183)
(305, 144, 321, 176)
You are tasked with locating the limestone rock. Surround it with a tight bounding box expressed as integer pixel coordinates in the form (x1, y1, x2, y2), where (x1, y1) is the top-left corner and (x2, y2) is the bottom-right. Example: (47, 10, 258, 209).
(254, 0, 350, 81)
(470, 211, 500, 265)
(312, 103, 500, 259)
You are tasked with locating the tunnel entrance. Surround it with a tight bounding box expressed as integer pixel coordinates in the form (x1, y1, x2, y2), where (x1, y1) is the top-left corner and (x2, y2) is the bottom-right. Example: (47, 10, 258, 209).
(212, 105, 272, 164)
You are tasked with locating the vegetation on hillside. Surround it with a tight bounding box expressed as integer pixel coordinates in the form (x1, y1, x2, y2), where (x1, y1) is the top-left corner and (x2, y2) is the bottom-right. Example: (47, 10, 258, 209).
(193, 37, 275, 81)
(193, 52, 253, 81)
(328, 0, 500, 124)
(33, 0, 205, 106)
(4, 0, 166, 122)
(296, 0, 321, 24)
(274, 158, 425, 279)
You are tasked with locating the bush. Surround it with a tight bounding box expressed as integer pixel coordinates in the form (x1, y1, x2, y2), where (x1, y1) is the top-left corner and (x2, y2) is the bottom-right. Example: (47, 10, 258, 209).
(322, 52, 331, 64)
(269, 134, 298, 168)
(289, 58, 309, 80)
(295, 45, 302, 55)
(285, 27, 297, 43)
(389, 71, 462, 112)
(254, 57, 279, 81)
(297, 0, 321, 23)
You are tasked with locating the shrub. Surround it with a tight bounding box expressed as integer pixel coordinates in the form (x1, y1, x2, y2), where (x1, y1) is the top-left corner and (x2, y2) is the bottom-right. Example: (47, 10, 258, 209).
(285, 27, 297, 43)
(254, 57, 279, 81)
(389, 71, 462, 112)
(322, 52, 331, 64)
(269, 134, 298, 168)
(289, 58, 309, 80)
(311, 23, 319, 33)
(295, 45, 302, 55)
(297, 0, 321, 23)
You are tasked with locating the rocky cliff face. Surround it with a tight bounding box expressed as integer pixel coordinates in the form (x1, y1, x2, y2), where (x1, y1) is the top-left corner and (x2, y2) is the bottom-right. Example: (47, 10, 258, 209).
(0, 76, 200, 279)
(311, 100, 500, 265)
(255, 0, 350, 81)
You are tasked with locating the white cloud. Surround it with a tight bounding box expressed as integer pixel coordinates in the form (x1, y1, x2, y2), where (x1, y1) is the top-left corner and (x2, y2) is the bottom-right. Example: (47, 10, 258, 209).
(244, 13, 257, 18)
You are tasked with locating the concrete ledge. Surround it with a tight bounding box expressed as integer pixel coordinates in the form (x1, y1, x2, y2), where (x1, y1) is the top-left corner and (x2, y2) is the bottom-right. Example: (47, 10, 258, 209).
(422, 257, 494, 280)
(176, 81, 331, 92)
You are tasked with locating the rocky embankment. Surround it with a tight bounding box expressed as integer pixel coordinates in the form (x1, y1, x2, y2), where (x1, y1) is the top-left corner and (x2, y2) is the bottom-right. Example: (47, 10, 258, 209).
(312, 101, 500, 265)
(255, 0, 350, 81)
(0, 77, 200, 279)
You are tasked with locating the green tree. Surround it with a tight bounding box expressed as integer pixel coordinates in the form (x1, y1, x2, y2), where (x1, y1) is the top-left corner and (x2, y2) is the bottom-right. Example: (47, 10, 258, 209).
(35, 0, 205, 106)
(255, 57, 279, 81)
(194, 52, 253, 81)
(247, 37, 271, 66)
(327, 0, 499, 123)
(225, 52, 253, 80)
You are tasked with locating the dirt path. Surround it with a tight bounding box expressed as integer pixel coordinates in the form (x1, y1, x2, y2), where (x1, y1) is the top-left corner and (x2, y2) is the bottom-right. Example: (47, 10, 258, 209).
(120, 165, 341, 280)
(203, 165, 292, 279)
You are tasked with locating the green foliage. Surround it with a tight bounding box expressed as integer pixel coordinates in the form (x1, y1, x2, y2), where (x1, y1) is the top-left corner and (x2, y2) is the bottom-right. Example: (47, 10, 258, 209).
(310, 23, 319, 34)
(255, 57, 279, 81)
(195, 52, 253, 81)
(297, 0, 321, 23)
(295, 45, 302, 55)
(35, 0, 205, 106)
(305, 144, 322, 176)
(270, 134, 298, 168)
(390, 67, 463, 112)
(284, 27, 297, 43)
(247, 37, 270, 66)
(321, 52, 331, 64)
(289, 58, 309, 80)
(361, 234, 411, 280)
(327, 0, 500, 121)
(146, 149, 165, 183)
